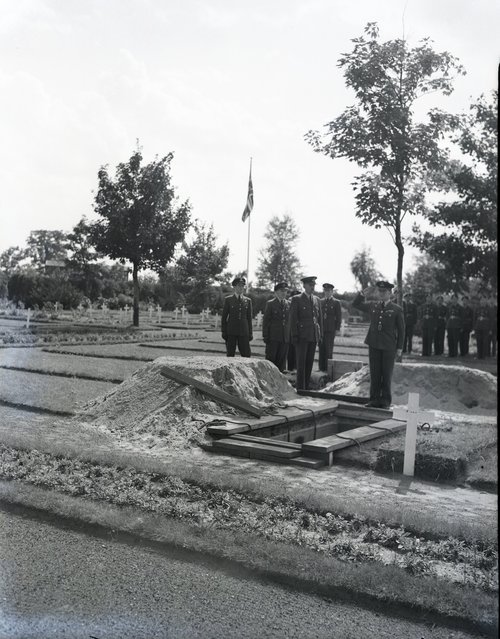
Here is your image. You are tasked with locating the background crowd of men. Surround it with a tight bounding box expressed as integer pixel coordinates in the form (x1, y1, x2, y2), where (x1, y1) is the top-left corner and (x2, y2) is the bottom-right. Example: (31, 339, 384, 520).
(221, 276, 497, 396)
(402, 292, 497, 360)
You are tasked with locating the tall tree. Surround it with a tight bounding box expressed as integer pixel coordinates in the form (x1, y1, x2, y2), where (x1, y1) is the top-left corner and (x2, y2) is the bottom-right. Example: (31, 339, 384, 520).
(403, 254, 451, 303)
(305, 23, 464, 304)
(176, 221, 229, 309)
(90, 149, 191, 325)
(350, 246, 384, 289)
(26, 230, 68, 268)
(256, 214, 302, 289)
(411, 92, 497, 289)
(66, 217, 103, 298)
(0, 246, 28, 275)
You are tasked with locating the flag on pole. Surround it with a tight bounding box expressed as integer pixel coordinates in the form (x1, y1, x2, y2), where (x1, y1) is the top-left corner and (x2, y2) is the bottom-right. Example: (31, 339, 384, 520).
(242, 162, 253, 222)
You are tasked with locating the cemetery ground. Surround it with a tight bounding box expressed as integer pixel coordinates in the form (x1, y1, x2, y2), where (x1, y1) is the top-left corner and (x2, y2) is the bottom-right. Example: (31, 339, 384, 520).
(0, 311, 497, 637)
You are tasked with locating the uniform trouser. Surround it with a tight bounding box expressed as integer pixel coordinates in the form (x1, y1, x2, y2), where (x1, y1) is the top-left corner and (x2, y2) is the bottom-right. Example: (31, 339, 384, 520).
(225, 335, 251, 358)
(433, 323, 445, 355)
(287, 343, 296, 371)
(295, 340, 317, 390)
(403, 325, 414, 353)
(475, 330, 490, 359)
(318, 332, 335, 371)
(490, 330, 497, 357)
(459, 330, 471, 356)
(422, 324, 435, 356)
(447, 328, 460, 357)
(368, 347, 396, 406)
(265, 341, 289, 372)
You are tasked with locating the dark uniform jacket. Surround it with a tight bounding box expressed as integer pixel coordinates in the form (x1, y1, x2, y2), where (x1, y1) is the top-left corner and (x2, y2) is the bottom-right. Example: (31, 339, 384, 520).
(262, 297, 290, 343)
(403, 301, 418, 327)
(474, 305, 491, 331)
(446, 303, 462, 329)
(290, 292, 323, 343)
(461, 306, 474, 331)
(221, 294, 253, 339)
(435, 304, 447, 326)
(320, 297, 342, 333)
(353, 293, 404, 351)
(419, 302, 437, 326)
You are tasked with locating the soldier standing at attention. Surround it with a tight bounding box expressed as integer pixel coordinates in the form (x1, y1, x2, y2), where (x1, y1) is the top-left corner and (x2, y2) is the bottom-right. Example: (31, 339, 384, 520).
(352, 281, 404, 409)
(488, 296, 497, 357)
(290, 276, 323, 391)
(433, 295, 447, 355)
(419, 292, 437, 357)
(473, 295, 490, 359)
(446, 293, 462, 357)
(318, 283, 342, 372)
(459, 295, 474, 356)
(286, 289, 300, 372)
(402, 292, 418, 354)
(262, 282, 290, 373)
(221, 277, 253, 358)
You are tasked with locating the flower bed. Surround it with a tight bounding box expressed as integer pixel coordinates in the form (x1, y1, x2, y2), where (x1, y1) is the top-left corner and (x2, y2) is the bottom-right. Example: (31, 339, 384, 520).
(0, 444, 497, 595)
(0, 330, 201, 347)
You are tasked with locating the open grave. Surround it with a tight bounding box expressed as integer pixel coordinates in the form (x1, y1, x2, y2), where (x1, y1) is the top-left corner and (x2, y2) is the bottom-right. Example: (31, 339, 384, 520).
(77, 356, 409, 468)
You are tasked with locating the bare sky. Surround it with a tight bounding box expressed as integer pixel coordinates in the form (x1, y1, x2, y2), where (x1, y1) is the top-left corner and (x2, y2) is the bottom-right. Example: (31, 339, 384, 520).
(1, 0, 498, 290)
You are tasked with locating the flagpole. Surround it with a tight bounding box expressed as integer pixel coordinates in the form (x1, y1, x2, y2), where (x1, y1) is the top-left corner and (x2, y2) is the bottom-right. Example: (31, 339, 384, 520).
(246, 157, 252, 282)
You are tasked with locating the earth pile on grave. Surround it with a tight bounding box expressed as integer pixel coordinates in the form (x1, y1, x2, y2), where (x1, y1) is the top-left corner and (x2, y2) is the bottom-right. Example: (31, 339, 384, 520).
(325, 363, 497, 416)
(77, 356, 296, 451)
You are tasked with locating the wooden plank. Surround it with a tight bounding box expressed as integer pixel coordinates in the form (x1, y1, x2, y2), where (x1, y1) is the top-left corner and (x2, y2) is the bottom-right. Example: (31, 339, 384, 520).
(289, 456, 326, 469)
(160, 366, 263, 418)
(303, 419, 406, 454)
(297, 389, 370, 404)
(205, 401, 339, 437)
(213, 438, 301, 459)
(229, 434, 302, 450)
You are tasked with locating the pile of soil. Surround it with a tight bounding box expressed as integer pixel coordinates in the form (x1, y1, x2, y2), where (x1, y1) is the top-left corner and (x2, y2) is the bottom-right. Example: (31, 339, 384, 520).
(325, 363, 497, 416)
(77, 356, 296, 450)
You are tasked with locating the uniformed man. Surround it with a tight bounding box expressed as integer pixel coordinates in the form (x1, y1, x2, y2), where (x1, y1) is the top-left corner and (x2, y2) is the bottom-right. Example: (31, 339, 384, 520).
(419, 293, 437, 357)
(459, 295, 474, 356)
(286, 289, 300, 372)
(446, 293, 462, 357)
(318, 283, 342, 372)
(289, 276, 323, 391)
(488, 296, 497, 357)
(433, 295, 447, 356)
(473, 295, 490, 359)
(402, 292, 417, 354)
(352, 281, 404, 409)
(262, 282, 290, 372)
(221, 277, 253, 357)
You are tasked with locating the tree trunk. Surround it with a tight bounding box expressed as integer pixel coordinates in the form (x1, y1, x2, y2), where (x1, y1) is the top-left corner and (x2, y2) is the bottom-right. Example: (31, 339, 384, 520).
(395, 218, 404, 307)
(132, 261, 140, 327)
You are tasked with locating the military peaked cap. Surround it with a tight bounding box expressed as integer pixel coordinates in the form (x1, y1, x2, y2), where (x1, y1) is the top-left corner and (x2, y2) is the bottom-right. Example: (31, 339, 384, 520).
(322, 283, 334, 290)
(274, 282, 288, 291)
(301, 276, 317, 284)
(375, 281, 394, 290)
(232, 277, 246, 286)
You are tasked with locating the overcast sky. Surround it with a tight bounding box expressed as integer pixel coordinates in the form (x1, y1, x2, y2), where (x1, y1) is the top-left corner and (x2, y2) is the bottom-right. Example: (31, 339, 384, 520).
(1, 0, 498, 291)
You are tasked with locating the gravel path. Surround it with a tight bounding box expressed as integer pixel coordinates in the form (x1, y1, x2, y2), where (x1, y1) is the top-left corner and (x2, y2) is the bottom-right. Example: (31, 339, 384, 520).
(0, 510, 485, 639)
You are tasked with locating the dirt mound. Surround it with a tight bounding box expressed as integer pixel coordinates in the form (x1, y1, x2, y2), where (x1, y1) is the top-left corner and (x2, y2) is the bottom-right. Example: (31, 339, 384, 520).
(76, 356, 295, 450)
(325, 363, 497, 416)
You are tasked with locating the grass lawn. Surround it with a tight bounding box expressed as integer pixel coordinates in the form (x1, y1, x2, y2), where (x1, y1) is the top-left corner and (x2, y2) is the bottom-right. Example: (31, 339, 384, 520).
(0, 348, 143, 382)
(0, 369, 115, 414)
(43, 343, 198, 360)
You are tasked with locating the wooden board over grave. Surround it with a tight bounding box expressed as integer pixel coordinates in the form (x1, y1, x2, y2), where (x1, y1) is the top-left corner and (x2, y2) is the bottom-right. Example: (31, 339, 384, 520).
(204, 397, 339, 437)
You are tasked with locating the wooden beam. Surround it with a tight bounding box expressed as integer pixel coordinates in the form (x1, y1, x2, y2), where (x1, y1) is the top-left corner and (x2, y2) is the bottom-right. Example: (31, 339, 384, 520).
(160, 366, 263, 418)
(297, 389, 370, 404)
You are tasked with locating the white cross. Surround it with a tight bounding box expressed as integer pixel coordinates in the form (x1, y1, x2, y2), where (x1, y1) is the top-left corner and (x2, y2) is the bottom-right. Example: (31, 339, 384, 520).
(393, 393, 434, 477)
(256, 311, 263, 328)
(185, 312, 189, 325)
(340, 319, 346, 337)
(157, 305, 162, 323)
(181, 305, 187, 316)
(148, 305, 153, 321)
(26, 307, 31, 329)
(214, 313, 219, 328)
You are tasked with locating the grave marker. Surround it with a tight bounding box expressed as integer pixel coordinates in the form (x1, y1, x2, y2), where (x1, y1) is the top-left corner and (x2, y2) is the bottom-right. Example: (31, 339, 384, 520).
(26, 307, 31, 329)
(393, 393, 434, 477)
(174, 307, 179, 321)
(156, 304, 162, 324)
(256, 311, 263, 328)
